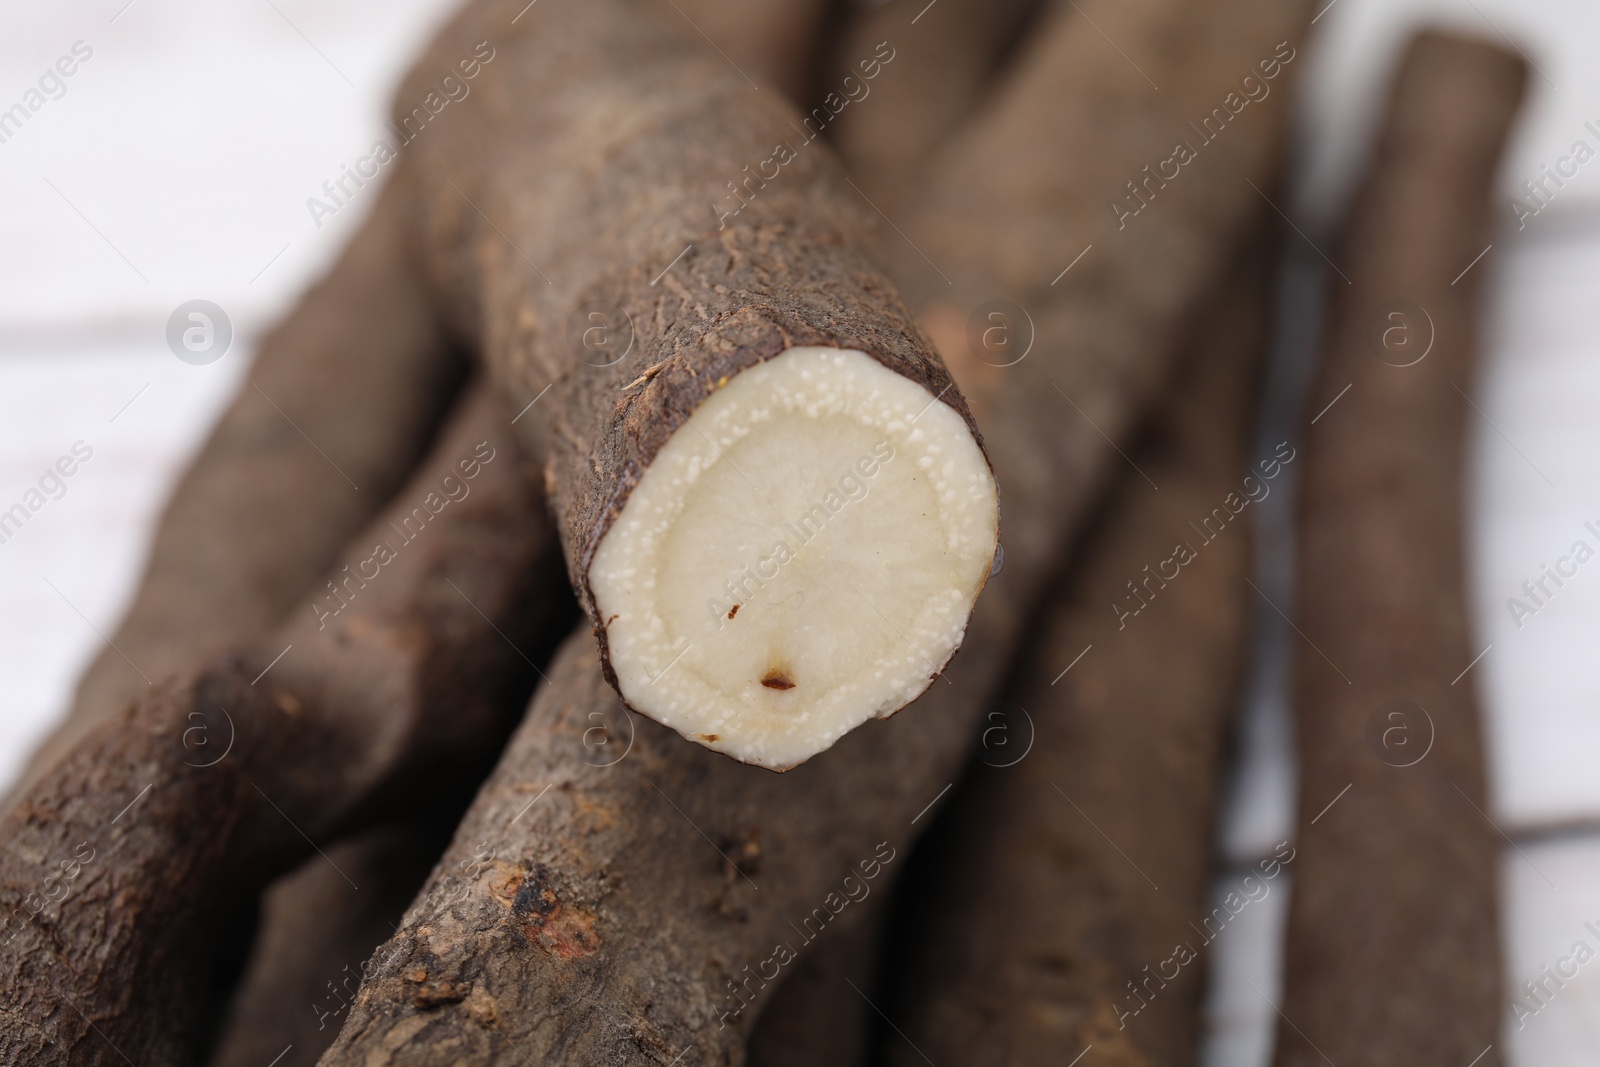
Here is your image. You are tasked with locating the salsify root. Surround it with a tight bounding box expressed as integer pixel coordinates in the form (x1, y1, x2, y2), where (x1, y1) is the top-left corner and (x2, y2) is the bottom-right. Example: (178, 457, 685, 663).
(1274, 31, 1526, 1067)
(401, 0, 998, 770)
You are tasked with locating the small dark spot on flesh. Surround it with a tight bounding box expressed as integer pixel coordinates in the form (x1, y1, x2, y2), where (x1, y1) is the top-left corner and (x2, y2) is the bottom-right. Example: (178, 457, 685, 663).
(697, 733, 721, 742)
(761, 672, 795, 690)
(727, 604, 739, 619)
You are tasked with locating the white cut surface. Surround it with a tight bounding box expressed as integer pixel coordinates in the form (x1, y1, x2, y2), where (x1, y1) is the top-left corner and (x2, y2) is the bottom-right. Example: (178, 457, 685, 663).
(588, 346, 999, 769)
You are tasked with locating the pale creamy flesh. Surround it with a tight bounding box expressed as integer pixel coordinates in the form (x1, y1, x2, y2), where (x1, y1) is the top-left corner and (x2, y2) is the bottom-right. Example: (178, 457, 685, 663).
(589, 346, 999, 770)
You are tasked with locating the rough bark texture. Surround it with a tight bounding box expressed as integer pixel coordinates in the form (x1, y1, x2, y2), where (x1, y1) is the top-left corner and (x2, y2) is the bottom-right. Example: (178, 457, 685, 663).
(0, 383, 568, 1067)
(882, 242, 1271, 1066)
(316, 1, 1308, 1064)
(9, 165, 467, 805)
(395, 0, 980, 672)
(1274, 32, 1525, 1067)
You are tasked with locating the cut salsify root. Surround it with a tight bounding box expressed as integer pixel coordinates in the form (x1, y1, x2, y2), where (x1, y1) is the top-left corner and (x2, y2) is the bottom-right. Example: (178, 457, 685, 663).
(403, 0, 999, 770)
(591, 346, 998, 770)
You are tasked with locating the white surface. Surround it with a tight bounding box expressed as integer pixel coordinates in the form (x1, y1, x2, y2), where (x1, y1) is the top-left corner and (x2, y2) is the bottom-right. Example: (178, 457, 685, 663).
(1473, 222, 1600, 830)
(1501, 838, 1600, 1061)
(1198, 870, 1293, 1067)
(0, 0, 459, 339)
(3, 1, 1600, 1063)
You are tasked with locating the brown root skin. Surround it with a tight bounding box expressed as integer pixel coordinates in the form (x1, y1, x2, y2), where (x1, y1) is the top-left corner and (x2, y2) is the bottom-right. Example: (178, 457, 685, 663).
(1275, 33, 1526, 1067)
(0, 661, 398, 1067)
(883, 239, 1272, 1066)
(0, 384, 570, 1067)
(13, 163, 466, 806)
